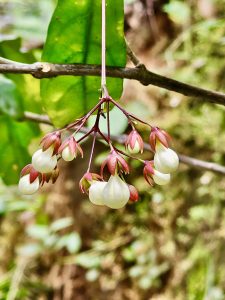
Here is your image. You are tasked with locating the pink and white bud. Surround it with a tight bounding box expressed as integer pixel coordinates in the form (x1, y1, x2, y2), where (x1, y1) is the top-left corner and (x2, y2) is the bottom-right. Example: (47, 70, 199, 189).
(103, 175, 130, 209)
(101, 150, 129, 176)
(149, 127, 171, 152)
(152, 170, 171, 186)
(32, 147, 57, 173)
(128, 185, 139, 202)
(79, 172, 102, 194)
(154, 143, 179, 173)
(125, 130, 144, 154)
(58, 136, 83, 162)
(89, 181, 107, 206)
(18, 174, 40, 195)
(40, 131, 61, 155)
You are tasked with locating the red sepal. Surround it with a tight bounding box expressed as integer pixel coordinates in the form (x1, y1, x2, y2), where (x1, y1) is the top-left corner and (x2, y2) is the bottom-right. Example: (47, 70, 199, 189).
(20, 164, 39, 184)
(40, 131, 61, 155)
(128, 185, 139, 202)
(143, 161, 154, 186)
(101, 150, 129, 176)
(149, 127, 171, 151)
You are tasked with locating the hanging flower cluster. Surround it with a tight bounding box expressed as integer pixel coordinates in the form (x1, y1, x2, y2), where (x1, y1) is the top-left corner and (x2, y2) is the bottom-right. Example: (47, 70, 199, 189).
(18, 95, 179, 209)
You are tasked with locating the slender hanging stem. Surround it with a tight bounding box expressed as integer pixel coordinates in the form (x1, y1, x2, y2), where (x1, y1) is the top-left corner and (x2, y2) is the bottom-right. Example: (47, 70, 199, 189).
(87, 107, 102, 172)
(67, 98, 105, 132)
(101, 0, 107, 93)
(107, 100, 110, 140)
(87, 131, 97, 172)
(77, 128, 94, 144)
(113, 146, 145, 163)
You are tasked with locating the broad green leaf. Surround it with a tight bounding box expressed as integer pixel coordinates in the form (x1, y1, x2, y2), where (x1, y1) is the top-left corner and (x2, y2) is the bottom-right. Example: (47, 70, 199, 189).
(41, 0, 126, 127)
(0, 76, 24, 118)
(0, 116, 39, 185)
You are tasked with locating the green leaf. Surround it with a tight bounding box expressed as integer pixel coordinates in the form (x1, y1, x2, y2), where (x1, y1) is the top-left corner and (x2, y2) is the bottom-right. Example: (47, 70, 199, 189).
(0, 76, 24, 118)
(41, 0, 126, 127)
(0, 116, 39, 185)
(0, 38, 42, 114)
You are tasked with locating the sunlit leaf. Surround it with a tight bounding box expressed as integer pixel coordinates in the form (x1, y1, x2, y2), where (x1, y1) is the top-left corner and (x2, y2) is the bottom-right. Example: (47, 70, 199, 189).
(41, 0, 126, 127)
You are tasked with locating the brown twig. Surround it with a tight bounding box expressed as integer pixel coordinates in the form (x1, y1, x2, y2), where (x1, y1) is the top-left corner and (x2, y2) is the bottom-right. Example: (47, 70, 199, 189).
(0, 59, 225, 105)
(23, 111, 225, 175)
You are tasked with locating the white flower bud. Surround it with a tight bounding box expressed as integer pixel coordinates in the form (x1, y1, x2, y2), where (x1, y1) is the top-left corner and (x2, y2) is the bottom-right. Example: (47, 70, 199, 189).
(32, 147, 57, 173)
(18, 174, 39, 195)
(103, 175, 130, 209)
(154, 143, 179, 173)
(62, 146, 75, 161)
(152, 170, 171, 186)
(89, 181, 107, 206)
(128, 141, 141, 154)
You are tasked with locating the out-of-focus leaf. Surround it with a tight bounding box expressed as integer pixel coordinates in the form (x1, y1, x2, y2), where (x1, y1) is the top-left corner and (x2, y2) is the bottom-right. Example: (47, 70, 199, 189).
(66, 233, 82, 254)
(0, 76, 23, 118)
(0, 38, 42, 114)
(163, 1, 190, 24)
(55, 233, 81, 254)
(50, 217, 73, 232)
(41, 0, 126, 127)
(0, 116, 39, 185)
(26, 225, 49, 240)
(88, 107, 128, 135)
(75, 253, 102, 269)
(17, 243, 42, 257)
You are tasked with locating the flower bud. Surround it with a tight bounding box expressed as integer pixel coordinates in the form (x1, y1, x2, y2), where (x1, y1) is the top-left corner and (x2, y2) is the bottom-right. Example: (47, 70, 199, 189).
(58, 136, 83, 161)
(152, 170, 171, 186)
(79, 172, 102, 194)
(125, 130, 144, 154)
(154, 143, 179, 173)
(128, 185, 139, 202)
(32, 147, 57, 173)
(149, 127, 171, 151)
(18, 174, 40, 195)
(89, 181, 107, 206)
(40, 131, 61, 155)
(101, 150, 129, 176)
(103, 175, 130, 209)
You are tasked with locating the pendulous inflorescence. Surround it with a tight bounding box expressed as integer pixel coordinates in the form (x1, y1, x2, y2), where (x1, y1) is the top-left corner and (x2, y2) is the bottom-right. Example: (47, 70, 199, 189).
(18, 94, 179, 209)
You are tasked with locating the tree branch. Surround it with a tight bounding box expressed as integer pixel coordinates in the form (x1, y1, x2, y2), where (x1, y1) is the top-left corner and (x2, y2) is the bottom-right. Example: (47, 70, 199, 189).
(23, 111, 225, 175)
(0, 59, 225, 106)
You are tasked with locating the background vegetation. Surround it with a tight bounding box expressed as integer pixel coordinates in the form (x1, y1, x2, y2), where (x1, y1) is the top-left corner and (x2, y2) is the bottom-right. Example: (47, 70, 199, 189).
(0, 0, 225, 299)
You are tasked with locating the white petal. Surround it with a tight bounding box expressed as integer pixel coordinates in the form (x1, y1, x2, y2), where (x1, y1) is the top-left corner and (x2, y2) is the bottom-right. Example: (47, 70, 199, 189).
(32, 149, 57, 173)
(154, 145, 179, 173)
(89, 181, 107, 206)
(103, 175, 130, 209)
(62, 146, 75, 161)
(18, 174, 39, 195)
(152, 170, 171, 185)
